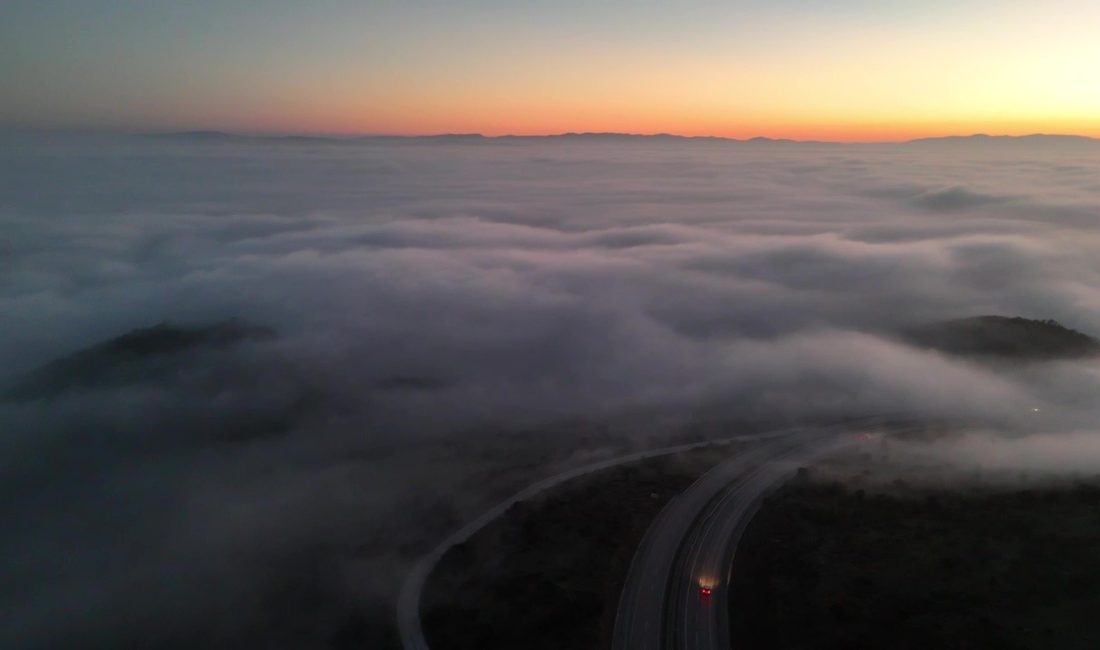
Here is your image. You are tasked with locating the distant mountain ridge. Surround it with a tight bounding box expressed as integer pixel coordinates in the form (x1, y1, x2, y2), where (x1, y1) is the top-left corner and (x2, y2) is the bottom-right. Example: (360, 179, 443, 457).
(143, 130, 1098, 146)
(145, 130, 818, 144)
(906, 133, 1098, 147)
(147, 130, 337, 144)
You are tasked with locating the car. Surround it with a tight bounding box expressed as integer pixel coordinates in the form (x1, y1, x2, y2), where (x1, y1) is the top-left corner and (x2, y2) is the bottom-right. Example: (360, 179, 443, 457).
(699, 585, 713, 597)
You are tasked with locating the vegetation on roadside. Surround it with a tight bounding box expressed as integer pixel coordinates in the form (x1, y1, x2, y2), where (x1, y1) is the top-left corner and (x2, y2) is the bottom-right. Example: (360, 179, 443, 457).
(422, 444, 740, 650)
(729, 467, 1100, 649)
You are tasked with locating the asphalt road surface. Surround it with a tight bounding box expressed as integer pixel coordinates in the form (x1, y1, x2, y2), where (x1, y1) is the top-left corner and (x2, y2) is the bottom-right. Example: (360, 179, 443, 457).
(612, 420, 901, 650)
(668, 438, 851, 650)
(611, 430, 836, 650)
(400, 416, 902, 650)
(397, 429, 798, 650)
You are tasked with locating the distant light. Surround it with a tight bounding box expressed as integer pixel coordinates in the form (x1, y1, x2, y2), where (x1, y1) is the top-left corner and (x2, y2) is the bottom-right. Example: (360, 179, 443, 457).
(1031, 407, 1041, 413)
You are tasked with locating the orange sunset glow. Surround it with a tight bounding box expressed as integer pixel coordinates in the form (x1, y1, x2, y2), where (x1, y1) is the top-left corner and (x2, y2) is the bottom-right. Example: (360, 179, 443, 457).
(8, 1, 1100, 649)
(3, 1, 1100, 140)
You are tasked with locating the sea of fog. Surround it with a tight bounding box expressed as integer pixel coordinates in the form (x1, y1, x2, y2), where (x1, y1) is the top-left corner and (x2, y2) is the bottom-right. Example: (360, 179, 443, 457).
(3, 134, 1100, 647)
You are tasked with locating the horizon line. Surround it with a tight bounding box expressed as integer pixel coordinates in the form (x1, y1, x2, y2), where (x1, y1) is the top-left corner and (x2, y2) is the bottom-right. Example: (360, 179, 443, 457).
(5, 126, 1099, 146)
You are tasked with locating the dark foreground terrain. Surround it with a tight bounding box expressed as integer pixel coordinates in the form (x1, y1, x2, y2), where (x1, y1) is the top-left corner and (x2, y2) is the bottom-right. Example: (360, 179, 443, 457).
(422, 443, 740, 649)
(729, 466, 1100, 650)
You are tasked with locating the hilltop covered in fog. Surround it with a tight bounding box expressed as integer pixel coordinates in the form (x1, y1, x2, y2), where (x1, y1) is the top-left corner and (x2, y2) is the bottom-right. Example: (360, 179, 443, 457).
(4, 321, 275, 400)
(904, 316, 1100, 360)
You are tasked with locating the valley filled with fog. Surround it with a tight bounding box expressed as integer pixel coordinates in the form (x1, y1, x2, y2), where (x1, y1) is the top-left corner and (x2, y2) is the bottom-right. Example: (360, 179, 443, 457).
(4, 134, 1100, 647)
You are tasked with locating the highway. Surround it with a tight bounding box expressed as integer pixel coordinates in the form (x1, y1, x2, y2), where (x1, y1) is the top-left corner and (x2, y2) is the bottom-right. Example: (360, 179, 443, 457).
(397, 428, 799, 650)
(399, 417, 902, 650)
(614, 419, 907, 650)
(610, 430, 835, 650)
(667, 437, 851, 650)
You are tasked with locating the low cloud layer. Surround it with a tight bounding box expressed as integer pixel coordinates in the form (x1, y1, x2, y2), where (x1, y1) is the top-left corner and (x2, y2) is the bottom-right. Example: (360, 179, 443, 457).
(896, 430, 1100, 478)
(3, 135, 1100, 647)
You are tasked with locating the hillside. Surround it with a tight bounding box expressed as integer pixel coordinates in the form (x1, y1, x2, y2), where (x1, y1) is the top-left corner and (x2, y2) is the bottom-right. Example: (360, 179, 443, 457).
(4, 320, 275, 400)
(903, 316, 1100, 360)
(729, 465, 1100, 649)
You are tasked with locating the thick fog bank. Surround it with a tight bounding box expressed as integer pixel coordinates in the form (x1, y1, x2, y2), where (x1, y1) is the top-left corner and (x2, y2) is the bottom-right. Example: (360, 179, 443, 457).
(3, 135, 1100, 647)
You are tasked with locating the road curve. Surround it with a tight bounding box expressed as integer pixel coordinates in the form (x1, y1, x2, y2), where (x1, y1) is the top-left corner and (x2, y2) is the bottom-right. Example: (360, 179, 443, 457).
(614, 418, 908, 650)
(397, 429, 798, 650)
(669, 437, 851, 650)
(611, 430, 831, 650)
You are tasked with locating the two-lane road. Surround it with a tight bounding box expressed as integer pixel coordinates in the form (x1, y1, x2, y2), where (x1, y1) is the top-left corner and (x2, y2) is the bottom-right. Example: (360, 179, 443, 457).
(669, 438, 851, 650)
(614, 420, 904, 650)
(401, 417, 905, 650)
(611, 429, 835, 650)
(610, 433, 817, 650)
(398, 428, 801, 650)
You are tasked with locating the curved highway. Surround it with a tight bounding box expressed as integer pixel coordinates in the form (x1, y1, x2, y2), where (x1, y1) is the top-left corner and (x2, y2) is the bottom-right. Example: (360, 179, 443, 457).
(397, 428, 799, 650)
(614, 419, 912, 650)
(399, 416, 907, 650)
(611, 430, 832, 650)
(668, 438, 851, 650)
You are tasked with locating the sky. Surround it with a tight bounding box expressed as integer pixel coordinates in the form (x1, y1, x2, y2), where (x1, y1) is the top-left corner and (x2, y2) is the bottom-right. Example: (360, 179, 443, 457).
(2, 0, 1100, 140)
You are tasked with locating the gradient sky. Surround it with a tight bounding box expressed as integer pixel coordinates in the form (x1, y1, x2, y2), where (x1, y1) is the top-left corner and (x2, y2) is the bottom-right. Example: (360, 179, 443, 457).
(2, 0, 1099, 140)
